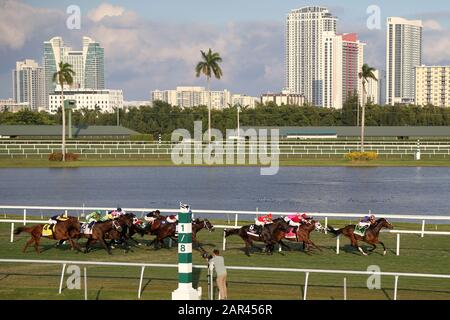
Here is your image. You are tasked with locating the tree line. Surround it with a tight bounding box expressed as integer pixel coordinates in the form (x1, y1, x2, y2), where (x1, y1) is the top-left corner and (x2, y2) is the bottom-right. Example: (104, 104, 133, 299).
(1, 98, 450, 139)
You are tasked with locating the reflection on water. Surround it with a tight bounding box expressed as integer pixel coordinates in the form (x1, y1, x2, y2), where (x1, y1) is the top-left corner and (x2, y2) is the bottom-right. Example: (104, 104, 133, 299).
(0, 166, 449, 216)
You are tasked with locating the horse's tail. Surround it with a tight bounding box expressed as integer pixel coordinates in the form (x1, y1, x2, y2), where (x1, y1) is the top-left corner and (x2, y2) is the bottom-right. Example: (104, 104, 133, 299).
(14, 226, 34, 235)
(225, 228, 239, 238)
(326, 225, 342, 237)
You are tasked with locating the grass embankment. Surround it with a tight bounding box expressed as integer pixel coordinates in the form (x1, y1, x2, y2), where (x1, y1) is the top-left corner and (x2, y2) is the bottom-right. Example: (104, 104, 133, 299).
(0, 218, 449, 300)
(0, 158, 449, 168)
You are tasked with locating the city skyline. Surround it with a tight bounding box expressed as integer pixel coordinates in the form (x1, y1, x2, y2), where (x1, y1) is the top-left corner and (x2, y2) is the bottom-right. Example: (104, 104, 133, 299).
(1, 1, 450, 101)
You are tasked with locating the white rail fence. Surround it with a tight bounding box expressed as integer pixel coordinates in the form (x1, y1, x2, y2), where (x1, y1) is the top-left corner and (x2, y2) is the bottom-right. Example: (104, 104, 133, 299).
(0, 258, 449, 300)
(2, 204, 450, 256)
(1, 140, 450, 158)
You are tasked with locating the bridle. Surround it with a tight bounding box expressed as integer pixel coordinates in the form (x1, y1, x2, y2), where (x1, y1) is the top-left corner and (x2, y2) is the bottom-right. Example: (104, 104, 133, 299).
(112, 220, 122, 232)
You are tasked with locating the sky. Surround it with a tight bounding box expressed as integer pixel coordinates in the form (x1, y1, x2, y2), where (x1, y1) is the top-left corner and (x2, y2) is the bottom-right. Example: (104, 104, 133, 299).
(1, 0, 450, 101)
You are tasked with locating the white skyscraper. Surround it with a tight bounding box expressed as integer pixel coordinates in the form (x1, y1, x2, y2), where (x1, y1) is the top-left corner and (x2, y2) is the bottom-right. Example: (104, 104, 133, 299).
(12, 59, 46, 111)
(386, 17, 423, 105)
(286, 6, 337, 107)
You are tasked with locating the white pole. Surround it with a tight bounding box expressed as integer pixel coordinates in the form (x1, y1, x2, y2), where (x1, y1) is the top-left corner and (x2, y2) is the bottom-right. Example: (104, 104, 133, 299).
(209, 263, 214, 300)
(343, 277, 347, 300)
(84, 267, 87, 300)
(394, 276, 399, 300)
(336, 235, 340, 255)
(396, 234, 400, 256)
(303, 272, 309, 300)
(59, 263, 67, 294)
(138, 266, 145, 299)
(10, 223, 14, 243)
(222, 230, 226, 251)
(23, 209, 26, 226)
(324, 217, 328, 234)
(234, 214, 238, 227)
(421, 220, 425, 238)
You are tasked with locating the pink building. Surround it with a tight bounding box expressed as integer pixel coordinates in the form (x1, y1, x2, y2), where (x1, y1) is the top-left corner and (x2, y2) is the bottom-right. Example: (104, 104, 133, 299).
(341, 33, 365, 104)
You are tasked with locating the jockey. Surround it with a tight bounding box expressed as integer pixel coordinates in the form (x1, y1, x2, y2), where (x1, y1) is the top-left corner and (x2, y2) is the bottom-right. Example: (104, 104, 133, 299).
(86, 210, 102, 228)
(105, 207, 126, 220)
(133, 217, 143, 227)
(358, 215, 376, 228)
(48, 212, 67, 225)
(284, 213, 302, 227)
(166, 214, 178, 224)
(144, 210, 161, 223)
(299, 213, 313, 224)
(255, 213, 273, 226)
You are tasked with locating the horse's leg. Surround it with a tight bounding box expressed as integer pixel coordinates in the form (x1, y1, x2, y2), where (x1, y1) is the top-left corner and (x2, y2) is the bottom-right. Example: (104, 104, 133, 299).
(368, 243, 377, 252)
(85, 238, 93, 253)
(99, 237, 112, 255)
(353, 238, 367, 256)
(34, 237, 41, 254)
(279, 240, 291, 251)
(68, 235, 82, 253)
(23, 237, 35, 253)
(378, 241, 387, 256)
(307, 239, 322, 252)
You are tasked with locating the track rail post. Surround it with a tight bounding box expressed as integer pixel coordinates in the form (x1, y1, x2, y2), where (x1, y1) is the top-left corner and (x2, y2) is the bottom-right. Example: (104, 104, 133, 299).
(58, 263, 67, 294)
(336, 235, 340, 254)
(138, 266, 145, 299)
(394, 276, 399, 300)
(10, 223, 14, 243)
(303, 272, 309, 300)
(396, 234, 400, 256)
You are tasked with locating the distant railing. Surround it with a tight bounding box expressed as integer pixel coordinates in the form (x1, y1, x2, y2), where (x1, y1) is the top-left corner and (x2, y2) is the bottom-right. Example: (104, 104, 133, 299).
(1, 140, 450, 158)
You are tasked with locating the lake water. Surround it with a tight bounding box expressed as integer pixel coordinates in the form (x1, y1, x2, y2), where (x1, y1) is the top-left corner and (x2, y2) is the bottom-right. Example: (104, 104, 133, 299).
(0, 167, 449, 217)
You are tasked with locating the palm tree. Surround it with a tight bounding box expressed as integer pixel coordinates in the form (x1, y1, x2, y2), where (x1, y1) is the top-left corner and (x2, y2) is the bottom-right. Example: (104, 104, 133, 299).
(53, 62, 75, 161)
(359, 64, 377, 152)
(195, 49, 223, 141)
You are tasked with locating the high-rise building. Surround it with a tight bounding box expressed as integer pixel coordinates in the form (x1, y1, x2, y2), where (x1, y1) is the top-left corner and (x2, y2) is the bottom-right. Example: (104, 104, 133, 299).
(386, 17, 423, 105)
(84, 37, 105, 90)
(366, 69, 380, 105)
(286, 7, 363, 109)
(286, 6, 337, 107)
(415, 66, 450, 108)
(12, 59, 46, 111)
(341, 33, 365, 105)
(43, 36, 104, 106)
(261, 90, 305, 106)
(151, 86, 257, 109)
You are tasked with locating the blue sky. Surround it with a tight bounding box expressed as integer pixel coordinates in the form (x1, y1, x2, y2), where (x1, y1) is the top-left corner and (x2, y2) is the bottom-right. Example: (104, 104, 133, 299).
(2, 0, 450, 100)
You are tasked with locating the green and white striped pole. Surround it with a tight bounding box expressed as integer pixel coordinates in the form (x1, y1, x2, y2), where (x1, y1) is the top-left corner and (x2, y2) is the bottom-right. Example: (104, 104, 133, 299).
(172, 203, 201, 300)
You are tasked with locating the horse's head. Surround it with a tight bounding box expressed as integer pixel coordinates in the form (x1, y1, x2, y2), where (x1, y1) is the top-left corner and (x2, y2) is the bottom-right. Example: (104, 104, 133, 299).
(313, 220, 324, 232)
(276, 217, 291, 232)
(377, 218, 394, 229)
(120, 213, 134, 228)
(203, 219, 215, 232)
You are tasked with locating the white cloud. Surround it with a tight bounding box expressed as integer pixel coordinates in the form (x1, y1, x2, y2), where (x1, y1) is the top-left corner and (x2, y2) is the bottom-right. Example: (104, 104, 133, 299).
(0, 0, 61, 50)
(87, 3, 126, 22)
(423, 20, 444, 31)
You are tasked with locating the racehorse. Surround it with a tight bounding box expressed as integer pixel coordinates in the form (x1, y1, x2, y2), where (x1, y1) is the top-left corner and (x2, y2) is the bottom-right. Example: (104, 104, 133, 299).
(224, 217, 291, 256)
(82, 214, 134, 254)
(14, 216, 82, 254)
(278, 220, 323, 253)
(327, 218, 394, 256)
(149, 218, 214, 249)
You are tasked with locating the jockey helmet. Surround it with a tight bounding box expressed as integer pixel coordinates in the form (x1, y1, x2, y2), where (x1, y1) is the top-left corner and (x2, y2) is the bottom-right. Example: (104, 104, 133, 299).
(117, 207, 122, 211)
